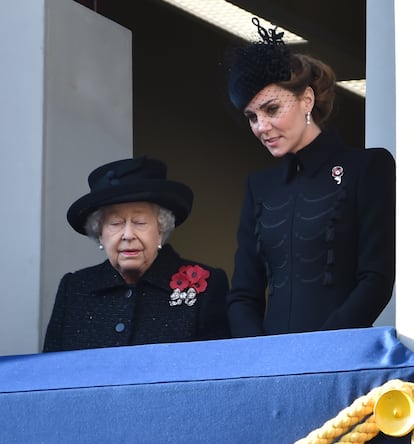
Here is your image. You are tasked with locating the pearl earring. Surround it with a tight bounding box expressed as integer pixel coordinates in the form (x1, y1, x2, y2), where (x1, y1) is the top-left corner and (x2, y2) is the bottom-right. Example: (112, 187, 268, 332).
(99, 244, 104, 250)
(306, 111, 311, 125)
(157, 244, 162, 251)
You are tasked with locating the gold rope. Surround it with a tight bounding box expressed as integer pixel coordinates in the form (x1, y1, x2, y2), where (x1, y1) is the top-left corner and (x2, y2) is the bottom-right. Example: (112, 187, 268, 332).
(294, 379, 414, 444)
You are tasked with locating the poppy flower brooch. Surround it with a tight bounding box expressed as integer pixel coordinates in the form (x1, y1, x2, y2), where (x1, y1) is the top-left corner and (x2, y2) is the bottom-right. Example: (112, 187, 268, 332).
(169, 265, 210, 306)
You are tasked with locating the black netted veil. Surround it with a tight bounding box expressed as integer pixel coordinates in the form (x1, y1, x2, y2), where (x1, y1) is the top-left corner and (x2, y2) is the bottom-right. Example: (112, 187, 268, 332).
(228, 17, 292, 110)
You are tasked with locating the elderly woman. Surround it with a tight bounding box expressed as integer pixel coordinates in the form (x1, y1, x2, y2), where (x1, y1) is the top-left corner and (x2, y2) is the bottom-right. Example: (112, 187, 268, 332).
(43, 156, 230, 352)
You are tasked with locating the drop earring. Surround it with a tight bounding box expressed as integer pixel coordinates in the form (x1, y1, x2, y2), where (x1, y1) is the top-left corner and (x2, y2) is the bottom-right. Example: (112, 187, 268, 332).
(306, 111, 311, 125)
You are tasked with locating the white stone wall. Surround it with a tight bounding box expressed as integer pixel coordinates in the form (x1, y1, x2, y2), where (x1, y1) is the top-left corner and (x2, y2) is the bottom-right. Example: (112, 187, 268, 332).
(366, 0, 396, 328)
(0, 0, 132, 355)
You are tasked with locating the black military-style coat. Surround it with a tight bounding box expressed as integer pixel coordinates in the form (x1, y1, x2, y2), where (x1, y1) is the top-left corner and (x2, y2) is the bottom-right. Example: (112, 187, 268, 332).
(227, 130, 396, 338)
(43, 244, 230, 352)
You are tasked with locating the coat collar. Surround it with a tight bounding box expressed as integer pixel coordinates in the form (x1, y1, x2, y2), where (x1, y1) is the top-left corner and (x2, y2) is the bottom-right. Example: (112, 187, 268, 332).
(282, 129, 347, 182)
(140, 244, 183, 290)
(91, 244, 182, 293)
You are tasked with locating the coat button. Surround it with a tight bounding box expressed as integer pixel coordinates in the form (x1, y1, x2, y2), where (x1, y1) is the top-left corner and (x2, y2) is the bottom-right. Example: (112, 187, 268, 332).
(115, 322, 125, 333)
(125, 288, 133, 298)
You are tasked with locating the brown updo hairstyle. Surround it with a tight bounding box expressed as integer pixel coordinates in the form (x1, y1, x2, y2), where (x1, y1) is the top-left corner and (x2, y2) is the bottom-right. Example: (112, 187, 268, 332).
(278, 54, 336, 127)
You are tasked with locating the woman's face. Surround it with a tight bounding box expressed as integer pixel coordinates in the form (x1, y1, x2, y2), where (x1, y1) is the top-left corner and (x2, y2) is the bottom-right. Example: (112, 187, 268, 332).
(99, 202, 162, 284)
(243, 84, 319, 157)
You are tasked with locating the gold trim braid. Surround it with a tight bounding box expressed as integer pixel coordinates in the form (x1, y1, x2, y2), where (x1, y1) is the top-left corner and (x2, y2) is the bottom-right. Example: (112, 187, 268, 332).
(295, 379, 414, 444)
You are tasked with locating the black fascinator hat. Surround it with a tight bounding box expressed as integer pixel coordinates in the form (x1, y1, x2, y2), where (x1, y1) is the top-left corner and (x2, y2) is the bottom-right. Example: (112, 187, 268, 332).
(228, 17, 292, 110)
(67, 156, 193, 235)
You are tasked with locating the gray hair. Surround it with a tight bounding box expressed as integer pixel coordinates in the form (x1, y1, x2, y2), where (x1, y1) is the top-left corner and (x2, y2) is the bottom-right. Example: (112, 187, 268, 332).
(84, 204, 176, 244)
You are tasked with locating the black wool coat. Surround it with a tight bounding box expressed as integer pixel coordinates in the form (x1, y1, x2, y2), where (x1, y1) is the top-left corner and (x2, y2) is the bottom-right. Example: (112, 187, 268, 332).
(44, 244, 230, 352)
(227, 130, 396, 338)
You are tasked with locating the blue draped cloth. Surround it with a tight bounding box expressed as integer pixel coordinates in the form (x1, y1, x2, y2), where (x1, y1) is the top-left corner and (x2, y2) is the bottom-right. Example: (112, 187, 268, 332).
(1, 327, 414, 443)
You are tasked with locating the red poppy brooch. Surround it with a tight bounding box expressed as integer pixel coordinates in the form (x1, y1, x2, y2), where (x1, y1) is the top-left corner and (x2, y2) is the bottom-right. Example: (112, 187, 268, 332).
(169, 265, 210, 306)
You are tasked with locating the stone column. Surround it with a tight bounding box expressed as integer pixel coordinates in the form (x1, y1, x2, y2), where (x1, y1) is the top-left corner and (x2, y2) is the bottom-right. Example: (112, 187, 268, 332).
(394, 0, 414, 349)
(0, 0, 132, 355)
(366, 0, 396, 328)
(367, 0, 414, 350)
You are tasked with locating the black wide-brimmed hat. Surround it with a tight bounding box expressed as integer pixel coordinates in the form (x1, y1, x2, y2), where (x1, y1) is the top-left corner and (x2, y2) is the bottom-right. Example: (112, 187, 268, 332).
(67, 156, 194, 235)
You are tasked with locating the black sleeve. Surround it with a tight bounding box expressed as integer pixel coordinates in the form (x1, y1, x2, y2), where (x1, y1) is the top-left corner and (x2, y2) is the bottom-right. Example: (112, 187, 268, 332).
(42, 273, 72, 352)
(197, 267, 231, 340)
(321, 148, 396, 329)
(227, 176, 267, 337)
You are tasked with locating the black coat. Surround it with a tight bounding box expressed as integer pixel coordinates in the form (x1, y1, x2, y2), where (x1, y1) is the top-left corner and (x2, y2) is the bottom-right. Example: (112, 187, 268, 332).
(44, 244, 230, 352)
(227, 130, 396, 337)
